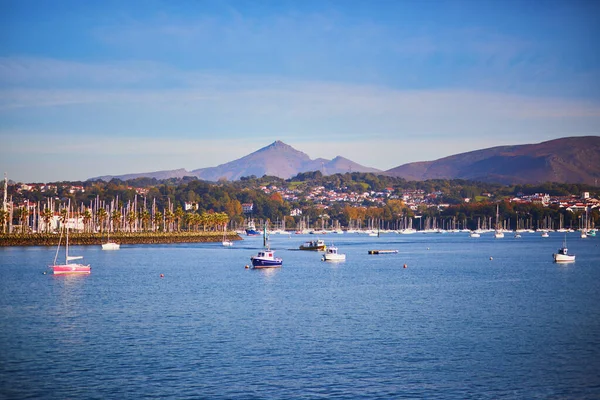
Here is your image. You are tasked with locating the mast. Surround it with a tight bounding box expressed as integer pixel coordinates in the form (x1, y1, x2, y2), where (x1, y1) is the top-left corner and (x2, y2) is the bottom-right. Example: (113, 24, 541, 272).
(2, 173, 7, 234)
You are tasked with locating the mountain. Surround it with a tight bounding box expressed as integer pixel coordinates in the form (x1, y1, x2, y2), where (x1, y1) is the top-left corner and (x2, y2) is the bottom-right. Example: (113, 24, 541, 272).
(192, 141, 381, 181)
(385, 136, 600, 185)
(89, 141, 380, 182)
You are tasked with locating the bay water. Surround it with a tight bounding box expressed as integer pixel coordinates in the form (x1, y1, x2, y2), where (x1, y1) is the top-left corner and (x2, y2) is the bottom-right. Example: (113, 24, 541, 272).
(1, 233, 599, 399)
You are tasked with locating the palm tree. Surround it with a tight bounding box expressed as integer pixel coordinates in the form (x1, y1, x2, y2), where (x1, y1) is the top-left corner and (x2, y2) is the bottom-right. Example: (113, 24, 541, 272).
(111, 210, 122, 232)
(59, 208, 68, 230)
(164, 209, 174, 233)
(127, 210, 136, 232)
(82, 209, 92, 233)
(42, 208, 53, 233)
(0, 209, 7, 233)
(18, 206, 29, 233)
(153, 211, 163, 232)
(140, 210, 151, 231)
(96, 208, 108, 233)
(174, 206, 184, 232)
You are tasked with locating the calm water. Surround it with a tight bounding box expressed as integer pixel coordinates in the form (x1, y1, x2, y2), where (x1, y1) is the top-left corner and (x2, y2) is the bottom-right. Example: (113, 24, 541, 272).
(1, 233, 599, 399)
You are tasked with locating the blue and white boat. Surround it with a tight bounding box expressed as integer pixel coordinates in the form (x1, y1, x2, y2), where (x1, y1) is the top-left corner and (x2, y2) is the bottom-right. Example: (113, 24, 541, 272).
(251, 249, 283, 269)
(245, 220, 261, 236)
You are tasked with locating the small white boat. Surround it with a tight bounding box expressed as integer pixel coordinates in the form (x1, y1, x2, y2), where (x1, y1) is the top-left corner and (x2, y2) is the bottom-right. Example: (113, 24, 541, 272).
(222, 231, 233, 247)
(251, 249, 283, 268)
(102, 242, 120, 250)
(553, 237, 575, 263)
(470, 231, 480, 238)
(494, 230, 504, 239)
(322, 246, 346, 262)
(541, 231, 549, 238)
(102, 231, 120, 250)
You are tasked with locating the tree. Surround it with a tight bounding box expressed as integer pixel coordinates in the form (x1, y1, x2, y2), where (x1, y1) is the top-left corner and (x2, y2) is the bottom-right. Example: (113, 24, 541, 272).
(96, 208, 108, 233)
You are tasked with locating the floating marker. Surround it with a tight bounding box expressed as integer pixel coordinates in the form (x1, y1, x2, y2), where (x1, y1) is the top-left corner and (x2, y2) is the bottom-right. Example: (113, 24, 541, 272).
(160, 274, 164, 278)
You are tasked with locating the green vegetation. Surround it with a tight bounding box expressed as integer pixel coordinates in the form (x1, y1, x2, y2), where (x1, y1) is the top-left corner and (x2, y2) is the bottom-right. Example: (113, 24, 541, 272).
(3, 172, 599, 235)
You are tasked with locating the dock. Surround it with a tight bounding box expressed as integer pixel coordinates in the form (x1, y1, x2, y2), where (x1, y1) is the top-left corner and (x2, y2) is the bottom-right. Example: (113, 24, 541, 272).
(368, 250, 399, 255)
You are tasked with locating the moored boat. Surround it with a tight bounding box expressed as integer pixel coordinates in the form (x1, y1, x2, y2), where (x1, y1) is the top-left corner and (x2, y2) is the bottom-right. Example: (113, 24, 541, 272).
(299, 239, 326, 251)
(553, 236, 575, 263)
(251, 249, 283, 268)
(322, 246, 346, 261)
(245, 220, 261, 236)
(102, 242, 120, 250)
(51, 224, 91, 275)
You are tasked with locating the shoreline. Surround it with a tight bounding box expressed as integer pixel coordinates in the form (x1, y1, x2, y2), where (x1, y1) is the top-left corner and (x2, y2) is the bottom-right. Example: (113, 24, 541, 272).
(0, 232, 243, 246)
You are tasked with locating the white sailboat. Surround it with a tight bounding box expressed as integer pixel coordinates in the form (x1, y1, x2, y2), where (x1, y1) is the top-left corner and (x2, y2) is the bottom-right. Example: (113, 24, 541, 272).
(102, 229, 120, 250)
(222, 229, 233, 247)
(494, 204, 504, 238)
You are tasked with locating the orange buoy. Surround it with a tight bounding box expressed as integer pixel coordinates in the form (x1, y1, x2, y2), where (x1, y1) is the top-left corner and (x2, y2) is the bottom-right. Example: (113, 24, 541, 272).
(403, 264, 407, 268)
(160, 273, 164, 278)
(245, 265, 249, 269)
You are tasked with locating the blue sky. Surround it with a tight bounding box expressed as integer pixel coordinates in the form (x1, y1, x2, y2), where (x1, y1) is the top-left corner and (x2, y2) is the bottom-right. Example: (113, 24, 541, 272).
(1, 0, 599, 182)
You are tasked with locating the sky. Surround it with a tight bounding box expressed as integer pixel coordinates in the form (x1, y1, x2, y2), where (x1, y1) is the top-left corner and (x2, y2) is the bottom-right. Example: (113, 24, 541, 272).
(1, 0, 599, 183)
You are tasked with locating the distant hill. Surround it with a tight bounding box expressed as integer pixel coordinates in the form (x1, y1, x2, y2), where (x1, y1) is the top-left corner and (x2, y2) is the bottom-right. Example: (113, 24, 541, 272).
(385, 136, 600, 185)
(89, 141, 380, 182)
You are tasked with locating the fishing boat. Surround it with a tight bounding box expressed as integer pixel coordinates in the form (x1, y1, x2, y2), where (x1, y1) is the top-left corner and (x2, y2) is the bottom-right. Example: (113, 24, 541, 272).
(299, 239, 326, 251)
(51, 226, 91, 275)
(322, 246, 346, 261)
(245, 220, 261, 236)
(553, 236, 575, 263)
(250, 249, 283, 268)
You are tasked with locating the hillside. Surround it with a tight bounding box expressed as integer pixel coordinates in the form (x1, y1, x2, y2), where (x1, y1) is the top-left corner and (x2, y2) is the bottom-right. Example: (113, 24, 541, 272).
(385, 136, 600, 185)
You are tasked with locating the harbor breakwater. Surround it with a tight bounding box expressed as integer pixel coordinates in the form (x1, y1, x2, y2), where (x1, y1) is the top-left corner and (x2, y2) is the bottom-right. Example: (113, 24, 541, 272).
(0, 232, 243, 246)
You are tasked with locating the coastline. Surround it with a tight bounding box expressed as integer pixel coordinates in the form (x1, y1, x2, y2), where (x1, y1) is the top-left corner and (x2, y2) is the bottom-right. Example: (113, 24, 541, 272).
(0, 232, 243, 246)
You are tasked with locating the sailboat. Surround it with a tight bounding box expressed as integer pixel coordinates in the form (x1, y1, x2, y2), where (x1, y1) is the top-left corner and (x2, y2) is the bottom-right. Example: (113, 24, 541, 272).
(222, 228, 233, 247)
(101, 228, 120, 250)
(494, 204, 504, 238)
(51, 226, 91, 275)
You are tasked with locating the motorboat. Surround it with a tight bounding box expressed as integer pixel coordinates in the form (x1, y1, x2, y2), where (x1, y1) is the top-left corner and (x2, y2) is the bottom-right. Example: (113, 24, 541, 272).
(250, 249, 283, 268)
(469, 231, 480, 238)
(553, 237, 575, 263)
(299, 239, 326, 251)
(245, 220, 261, 236)
(322, 246, 346, 261)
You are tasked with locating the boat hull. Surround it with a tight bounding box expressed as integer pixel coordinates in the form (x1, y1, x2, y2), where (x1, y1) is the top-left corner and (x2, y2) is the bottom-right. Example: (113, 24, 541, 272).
(51, 264, 91, 274)
(251, 258, 283, 268)
(246, 229, 261, 236)
(102, 242, 120, 250)
(553, 254, 575, 263)
(323, 254, 346, 261)
(299, 245, 326, 251)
